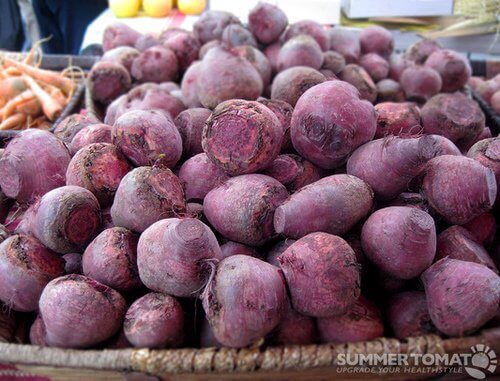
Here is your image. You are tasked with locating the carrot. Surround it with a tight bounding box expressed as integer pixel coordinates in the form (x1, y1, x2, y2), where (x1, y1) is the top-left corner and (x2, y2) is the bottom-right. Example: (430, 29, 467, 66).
(23, 37, 51, 66)
(0, 113, 27, 130)
(45, 85, 66, 106)
(4, 58, 75, 95)
(23, 76, 63, 121)
(1, 90, 37, 121)
(0, 77, 27, 107)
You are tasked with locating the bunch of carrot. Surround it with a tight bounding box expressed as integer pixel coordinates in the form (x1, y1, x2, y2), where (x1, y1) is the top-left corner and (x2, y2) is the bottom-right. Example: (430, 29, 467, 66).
(0, 43, 78, 131)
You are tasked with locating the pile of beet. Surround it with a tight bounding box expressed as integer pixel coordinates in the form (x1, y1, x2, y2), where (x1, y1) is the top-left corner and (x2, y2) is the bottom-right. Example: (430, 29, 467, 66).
(0, 4, 499, 351)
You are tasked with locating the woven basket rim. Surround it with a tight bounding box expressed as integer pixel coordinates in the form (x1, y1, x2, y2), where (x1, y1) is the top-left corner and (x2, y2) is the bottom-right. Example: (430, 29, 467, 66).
(0, 328, 499, 375)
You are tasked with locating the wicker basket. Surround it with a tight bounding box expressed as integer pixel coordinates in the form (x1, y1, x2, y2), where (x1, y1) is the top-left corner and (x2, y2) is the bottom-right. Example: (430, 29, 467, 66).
(1, 320, 499, 381)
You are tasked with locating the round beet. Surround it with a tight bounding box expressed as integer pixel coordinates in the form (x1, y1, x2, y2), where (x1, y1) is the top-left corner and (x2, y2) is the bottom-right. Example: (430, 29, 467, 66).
(131, 46, 179, 83)
(463, 212, 497, 248)
(221, 24, 257, 48)
(359, 53, 389, 82)
(274, 304, 316, 345)
(405, 38, 442, 64)
(134, 34, 159, 52)
(467, 138, 500, 204)
(180, 61, 202, 108)
(425, 49, 471, 92)
(39, 274, 126, 348)
(66, 143, 131, 207)
(264, 42, 281, 73)
(248, 2, 287, 44)
(290, 80, 377, 169)
(69, 123, 113, 155)
(111, 166, 186, 234)
(178, 153, 230, 202)
(102, 23, 141, 52)
(124, 292, 184, 348)
(374, 102, 421, 138)
(322, 51, 346, 74)
(202, 255, 287, 348)
(376, 78, 405, 103)
(88, 61, 131, 105)
(339, 64, 377, 103)
(0, 235, 64, 312)
(0, 129, 71, 203)
(30, 315, 48, 346)
(422, 155, 497, 224)
(204, 174, 288, 246)
(163, 32, 201, 72)
(271, 66, 326, 107)
(436, 226, 497, 273)
(278, 232, 361, 317)
(197, 47, 263, 109)
(257, 98, 293, 152)
(266, 240, 296, 267)
(174, 108, 212, 157)
(54, 113, 100, 144)
(317, 296, 384, 343)
(388, 53, 415, 81)
(113, 109, 182, 168)
(203, 100, 283, 175)
(387, 291, 436, 339)
(283, 20, 329, 52)
(82, 227, 141, 292)
(360, 25, 394, 58)
(328, 27, 360, 63)
(101, 46, 140, 71)
(400, 66, 442, 102)
(277, 35, 324, 72)
(421, 92, 485, 145)
(193, 10, 240, 44)
(232, 45, 272, 88)
(27, 186, 101, 254)
(361, 207, 436, 279)
(421, 258, 500, 336)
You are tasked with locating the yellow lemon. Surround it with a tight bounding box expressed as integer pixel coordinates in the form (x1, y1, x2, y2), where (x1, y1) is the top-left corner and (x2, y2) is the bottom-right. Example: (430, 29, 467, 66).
(143, 0, 173, 17)
(109, 0, 141, 18)
(178, 0, 206, 15)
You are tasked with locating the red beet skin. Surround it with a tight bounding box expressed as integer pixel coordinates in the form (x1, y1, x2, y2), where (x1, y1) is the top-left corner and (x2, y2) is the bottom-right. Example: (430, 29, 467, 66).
(39, 274, 126, 348)
(424, 49, 471, 92)
(400, 66, 442, 102)
(137, 218, 221, 297)
(82, 227, 141, 292)
(0, 235, 64, 312)
(422, 155, 497, 225)
(110, 166, 186, 234)
(124, 292, 184, 348)
(248, 2, 288, 44)
(421, 258, 500, 336)
(66, 143, 131, 207)
(387, 291, 436, 339)
(278, 232, 361, 317)
(273, 303, 317, 345)
(174, 108, 212, 157)
(203, 100, 283, 175)
(178, 153, 230, 202)
(217, 241, 259, 261)
(202, 255, 287, 348)
(257, 98, 294, 152)
(113, 109, 183, 168)
(467, 138, 500, 204)
(69, 124, 113, 156)
(360, 26, 394, 58)
(436, 226, 497, 273)
(30, 315, 48, 346)
(0, 129, 71, 203)
(270, 66, 326, 107)
(374, 102, 421, 138)
(204, 174, 288, 246)
(54, 113, 100, 144)
(25, 186, 102, 254)
(317, 296, 384, 343)
(283, 20, 329, 52)
(290, 80, 377, 169)
(361, 206, 436, 279)
(274, 175, 373, 239)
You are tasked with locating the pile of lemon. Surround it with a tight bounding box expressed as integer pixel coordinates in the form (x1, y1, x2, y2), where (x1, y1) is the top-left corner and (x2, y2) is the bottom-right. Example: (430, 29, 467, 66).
(109, 0, 207, 18)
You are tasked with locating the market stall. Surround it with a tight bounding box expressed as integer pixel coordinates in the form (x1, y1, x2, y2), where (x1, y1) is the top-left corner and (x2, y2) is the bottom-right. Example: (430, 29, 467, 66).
(0, 1, 499, 380)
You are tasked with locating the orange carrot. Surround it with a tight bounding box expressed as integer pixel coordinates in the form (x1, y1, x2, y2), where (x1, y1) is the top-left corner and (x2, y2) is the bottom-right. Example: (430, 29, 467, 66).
(23, 76, 63, 121)
(45, 84, 67, 106)
(0, 77, 27, 107)
(0, 90, 37, 121)
(4, 58, 75, 95)
(0, 113, 27, 130)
